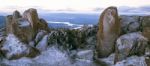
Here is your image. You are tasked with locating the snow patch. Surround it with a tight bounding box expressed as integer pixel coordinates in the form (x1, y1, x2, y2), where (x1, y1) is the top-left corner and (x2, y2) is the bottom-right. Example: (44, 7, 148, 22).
(1, 34, 29, 59)
(34, 46, 70, 65)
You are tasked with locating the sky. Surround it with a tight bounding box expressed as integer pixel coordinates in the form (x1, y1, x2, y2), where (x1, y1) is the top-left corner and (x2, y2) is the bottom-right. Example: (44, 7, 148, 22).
(0, 0, 149, 15)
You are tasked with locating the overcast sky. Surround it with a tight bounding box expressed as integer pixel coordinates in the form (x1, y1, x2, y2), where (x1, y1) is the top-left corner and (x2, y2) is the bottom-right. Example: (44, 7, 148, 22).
(0, 0, 149, 15)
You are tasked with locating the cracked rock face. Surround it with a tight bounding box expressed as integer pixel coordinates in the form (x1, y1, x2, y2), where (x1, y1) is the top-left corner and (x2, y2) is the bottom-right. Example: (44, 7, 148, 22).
(115, 32, 148, 63)
(96, 6, 120, 58)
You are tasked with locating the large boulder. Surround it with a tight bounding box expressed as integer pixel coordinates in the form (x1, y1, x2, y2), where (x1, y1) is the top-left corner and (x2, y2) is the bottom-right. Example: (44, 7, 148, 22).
(35, 30, 47, 44)
(115, 32, 148, 63)
(120, 15, 141, 34)
(96, 6, 120, 58)
(101, 54, 147, 66)
(36, 35, 48, 51)
(0, 34, 40, 60)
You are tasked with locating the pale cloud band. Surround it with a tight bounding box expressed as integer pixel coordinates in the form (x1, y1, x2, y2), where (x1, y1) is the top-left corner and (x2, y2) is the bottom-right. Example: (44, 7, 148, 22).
(0, 0, 149, 15)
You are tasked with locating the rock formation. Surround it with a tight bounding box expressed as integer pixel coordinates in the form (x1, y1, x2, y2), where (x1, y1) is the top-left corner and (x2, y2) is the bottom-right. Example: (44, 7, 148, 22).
(114, 32, 148, 63)
(142, 16, 150, 41)
(5, 8, 49, 43)
(96, 6, 120, 58)
(1, 8, 49, 60)
(0, 6, 150, 66)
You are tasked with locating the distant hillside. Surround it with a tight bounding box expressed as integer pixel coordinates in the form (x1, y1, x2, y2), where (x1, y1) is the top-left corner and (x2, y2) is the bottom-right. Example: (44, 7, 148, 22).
(0, 16, 5, 27)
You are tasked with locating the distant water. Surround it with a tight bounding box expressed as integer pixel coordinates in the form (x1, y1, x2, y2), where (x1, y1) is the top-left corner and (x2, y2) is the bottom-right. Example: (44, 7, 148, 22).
(47, 21, 93, 29)
(41, 13, 99, 29)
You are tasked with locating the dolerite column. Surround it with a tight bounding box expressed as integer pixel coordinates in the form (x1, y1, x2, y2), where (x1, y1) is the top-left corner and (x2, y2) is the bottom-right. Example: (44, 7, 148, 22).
(142, 16, 150, 41)
(23, 8, 40, 40)
(96, 6, 120, 58)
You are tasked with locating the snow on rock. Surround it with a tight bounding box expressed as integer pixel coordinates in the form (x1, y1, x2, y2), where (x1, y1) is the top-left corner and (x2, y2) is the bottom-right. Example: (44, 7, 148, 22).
(1, 46, 101, 66)
(1, 34, 30, 59)
(74, 59, 97, 66)
(115, 56, 147, 66)
(33, 46, 71, 65)
(2, 57, 34, 66)
(101, 53, 115, 66)
(1, 46, 72, 66)
(1, 34, 39, 60)
(36, 35, 48, 51)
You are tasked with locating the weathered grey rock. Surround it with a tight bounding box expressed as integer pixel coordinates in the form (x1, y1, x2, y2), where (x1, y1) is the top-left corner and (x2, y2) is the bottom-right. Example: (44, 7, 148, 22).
(36, 35, 48, 51)
(99, 54, 115, 66)
(115, 56, 147, 66)
(96, 6, 120, 58)
(34, 46, 71, 66)
(1, 34, 40, 60)
(120, 16, 141, 34)
(76, 50, 93, 60)
(115, 32, 148, 62)
(35, 30, 47, 44)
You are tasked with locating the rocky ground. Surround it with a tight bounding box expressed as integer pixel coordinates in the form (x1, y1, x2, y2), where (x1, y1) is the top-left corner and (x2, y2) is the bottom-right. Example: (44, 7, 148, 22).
(0, 7, 149, 66)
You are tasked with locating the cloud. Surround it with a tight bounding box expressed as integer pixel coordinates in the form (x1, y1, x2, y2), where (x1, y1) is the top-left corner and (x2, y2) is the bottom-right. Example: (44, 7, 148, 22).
(93, 5, 150, 15)
(118, 5, 150, 15)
